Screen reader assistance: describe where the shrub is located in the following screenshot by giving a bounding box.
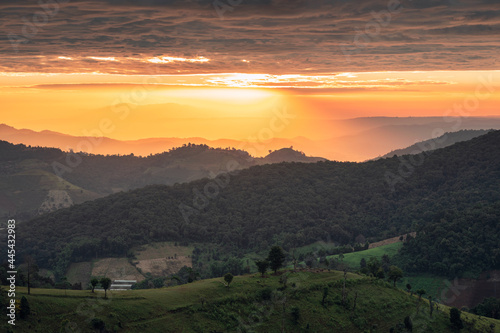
[258,287,273,301]
[91,318,106,330]
[450,307,464,330]
[290,306,300,325]
[20,296,30,319]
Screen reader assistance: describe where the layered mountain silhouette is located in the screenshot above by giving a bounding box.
[3,116,500,161]
[375,129,492,159]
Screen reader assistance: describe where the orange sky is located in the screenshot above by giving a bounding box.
[1,0,499,159]
[1,70,499,141]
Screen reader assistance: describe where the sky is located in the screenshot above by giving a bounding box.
[0,0,499,141]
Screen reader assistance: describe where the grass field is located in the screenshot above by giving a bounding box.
[3,270,499,333]
[397,274,449,301]
[327,242,403,270]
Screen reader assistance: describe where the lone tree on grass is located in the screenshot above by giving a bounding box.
[359,258,368,274]
[90,277,99,293]
[388,265,403,287]
[255,260,269,277]
[416,289,426,313]
[406,283,412,295]
[24,255,38,295]
[267,246,285,274]
[100,277,112,299]
[224,273,233,288]
[416,289,426,302]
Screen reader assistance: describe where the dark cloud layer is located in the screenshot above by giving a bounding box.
[0,0,499,73]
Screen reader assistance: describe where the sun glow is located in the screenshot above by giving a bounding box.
[165,87,275,102]
[1,70,499,142]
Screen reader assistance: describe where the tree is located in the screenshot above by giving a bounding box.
[100,277,112,299]
[305,255,317,269]
[224,273,233,287]
[416,289,426,314]
[375,267,385,279]
[267,246,285,274]
[472,297,500,319]
[60,276,70,296]
[404,316,413,332]
[416,289,426,301]
[387,265,403,287]
[255,260,269,277]
[381,254,391,272]
[406,283,412,295]
[90,277,99,293]
[20,296,30,319]
[24,255,38,295]
[341,268,348,306]
[321,286,329,307]
[170,276,181,285]
[185,267,200,283]
[367,257,381,277]
[450,307,464,330]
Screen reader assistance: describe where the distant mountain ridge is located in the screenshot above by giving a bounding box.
[374,129,492,160]
[3,116,500,161]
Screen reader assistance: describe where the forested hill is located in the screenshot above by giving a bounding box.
[260,147,326,163]
[16,130,500,278]
[0,141,322,220]
[376,129,491,159]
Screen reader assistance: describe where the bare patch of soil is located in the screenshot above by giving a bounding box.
[91,258,144,282]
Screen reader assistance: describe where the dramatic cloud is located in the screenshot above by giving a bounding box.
[0,0,499,74]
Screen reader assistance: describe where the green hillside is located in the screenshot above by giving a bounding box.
[0,168,100,220]
[14,131,500,280]
[2,271,499,333]
[328,243,403,270]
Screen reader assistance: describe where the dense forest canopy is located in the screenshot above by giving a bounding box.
[12,131,500,278]
[0,141,322,221]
